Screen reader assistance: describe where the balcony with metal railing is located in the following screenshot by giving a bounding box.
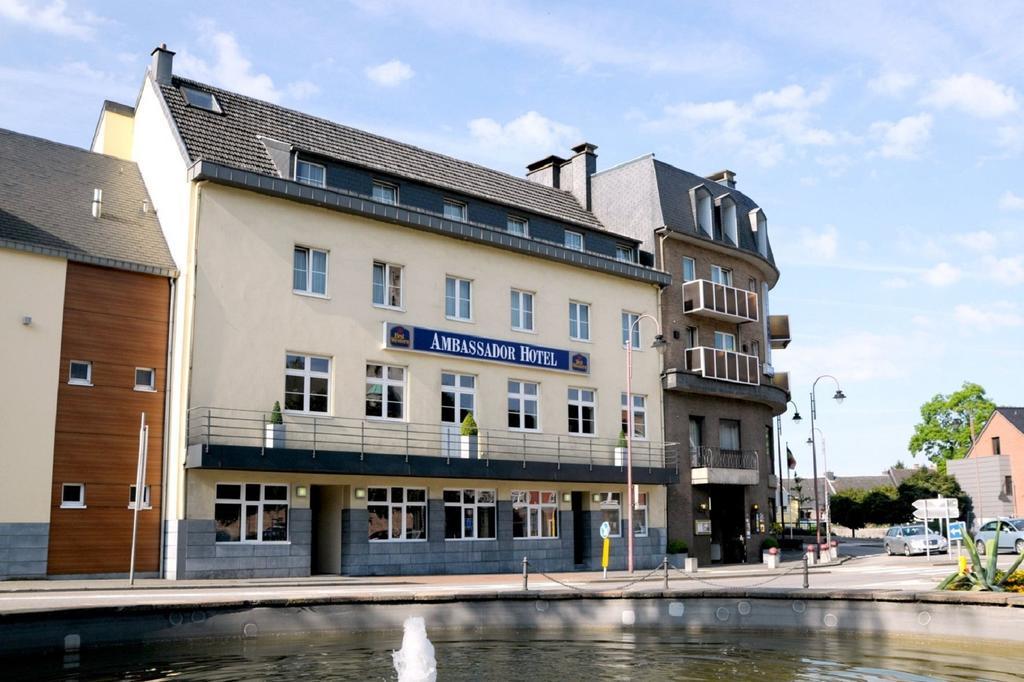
[769,314,791,349]
[689,446,760,485]
[186,407,680,484]
[685,346,760,386]
[681,279,759,324]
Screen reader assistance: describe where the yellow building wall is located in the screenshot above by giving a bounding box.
[0,250,66,523]
[91,108,135,160]
[189,184,664,448]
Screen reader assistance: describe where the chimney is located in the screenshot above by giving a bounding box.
[525,155,566,189]
[91,189,103,219]
[566,142,598,210]
[151,44,175,86]
[706,169,737,189]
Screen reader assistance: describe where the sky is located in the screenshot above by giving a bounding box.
[1,1,1022,477]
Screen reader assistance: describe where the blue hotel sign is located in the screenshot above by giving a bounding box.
[385,323,590,374]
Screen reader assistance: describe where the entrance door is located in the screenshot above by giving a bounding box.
[572,491,587,566]
[310,485,344,574]
[441,372,476,457]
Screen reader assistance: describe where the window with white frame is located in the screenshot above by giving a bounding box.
[685,326,698,348]
[295,159,326,187]
[511,490,558,538]
[596,492,621,537]
[293,246,328,296]
[443,489,496,540]
[615,244,636,263]
[710,264,733,286]
[713,331,736,351]
[372,180,398,205]
[564,230,584,251]
[443,199,467,221]
[621,311,640,349]
[134,368,155,391]
[511,289,535,331]
[61,483,85,508]
[368,486,427,541]
[445,276,472,321]
[621,393,647,439]
[567,387,596,435]
[366,363,405,420]
[695,188,713,237]
[721,198,738,245]
[284,354,330,413]
[129,484,152,510]
[682,257,696,282]
[569,301,590,341]
[748,277,757,292]
[507,380,539,430]
[69,360,92,386]
[634,491,649,537]
[751,339,760,361]
[372,261,403,308]
[507,216,529,236]
[214,483,289,542]
[441,372,475,425]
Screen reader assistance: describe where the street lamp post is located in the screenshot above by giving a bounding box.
[809,375,845,561]
[778,400,802,532]
[625,313,666,573]
[806,427,830,554]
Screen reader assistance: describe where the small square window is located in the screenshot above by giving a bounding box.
[295,159,326,188]
[69,360,92,386]
[615,245,636,263]
[61,483,85,508]
[564,230,584,251]
[443,199,467,221]
[180,86,223,114]
[373,181,398,205]
[507,216,529,236]
[134,368,156,391]
[129,485,152,510]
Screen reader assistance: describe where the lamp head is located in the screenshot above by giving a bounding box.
[792,410,802,423]
[806,436,813,445]
[833,389,846,405]
[651,334,667,353]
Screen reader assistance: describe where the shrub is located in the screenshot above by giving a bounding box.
[617,430,628,448]
[269,401,283,425]
[460,412,478,437]
[761,536,780,551]
[667,539,688,555]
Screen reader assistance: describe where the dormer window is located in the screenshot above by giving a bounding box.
[691,186,713,237]
[718,196,738,246]
[564,230,584,251]
[615,245,636,263]
[295,159,326,188]
[443,199,467,221]
[373,181,398,205]
[507,216,529,237]
[180,86,223,114]
[749,208,768,257]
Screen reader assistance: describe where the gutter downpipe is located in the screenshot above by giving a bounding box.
[158,275,176,578]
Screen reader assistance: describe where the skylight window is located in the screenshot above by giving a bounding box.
[181,86,223,114]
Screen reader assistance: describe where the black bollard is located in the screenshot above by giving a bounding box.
[522,556,529,592]
[802,554,809,589]
[663,556,669,590]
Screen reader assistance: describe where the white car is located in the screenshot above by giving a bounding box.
[975,518,1024,555]
[883,524,948,556]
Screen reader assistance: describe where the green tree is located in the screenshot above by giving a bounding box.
[829,492,865,536]
[908,382,995,470]
[892,468,972,524]
[861,486,899,525]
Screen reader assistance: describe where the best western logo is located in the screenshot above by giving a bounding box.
[571,353,589,372]
[389,325,412,347]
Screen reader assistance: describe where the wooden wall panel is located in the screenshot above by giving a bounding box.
[48,263,170,576]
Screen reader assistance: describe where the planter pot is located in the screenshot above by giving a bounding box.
[666,552,688,568]
[460,434,479,459]
[762,551,781,569]
[265,423,285,449]
[614,446,626,466]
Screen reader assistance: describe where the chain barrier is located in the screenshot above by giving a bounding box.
[520,555,811,594]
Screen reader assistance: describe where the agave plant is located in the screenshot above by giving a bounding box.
[937,524,1024,591]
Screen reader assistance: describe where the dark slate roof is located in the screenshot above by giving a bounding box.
[0,128,176,276]
[996,407,1024,435]
[782,469,918,507]
[161,76,607,232]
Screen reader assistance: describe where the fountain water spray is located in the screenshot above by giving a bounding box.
[392,616,437,682]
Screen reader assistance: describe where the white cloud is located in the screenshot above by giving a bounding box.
[176,25,315,104]
[999,190,1024,211]
[984,254,1024,285]
[952,230,997,252]
[468,111,579,156]
[920,262,961,286]
[0,0,100,39]
[868,71,917,97]
[783,331,938,383]
[922,73,1019,118]
[798,225,839,261]
[953,303,1023,330]
[881,277,910,289]
[870,113,932,159]
[365,59,414,87]
[752,83,830,110]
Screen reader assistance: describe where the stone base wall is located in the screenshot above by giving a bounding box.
[0,522,48,579]
[177,509,311,579]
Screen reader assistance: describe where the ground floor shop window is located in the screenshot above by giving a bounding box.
[595,492,621,537]
[511,490,558,538]
[633,491,649,537]
[214,483,289,542]
[368,486,427,540]
[444,488,496,539]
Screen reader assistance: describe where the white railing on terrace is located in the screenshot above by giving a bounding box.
[685,347,760,386]
[689,446,759,471]
[188,407,679,471]
[682,279,758,323]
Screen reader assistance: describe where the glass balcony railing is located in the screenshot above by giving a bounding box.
[682,279,758,323]
[684,346,760,386]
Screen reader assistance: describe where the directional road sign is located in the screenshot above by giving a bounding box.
[912,498,958,520]
[948,521,966,541]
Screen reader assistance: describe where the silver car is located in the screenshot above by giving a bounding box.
[883,524,949,556]
[975,518,1024,555]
